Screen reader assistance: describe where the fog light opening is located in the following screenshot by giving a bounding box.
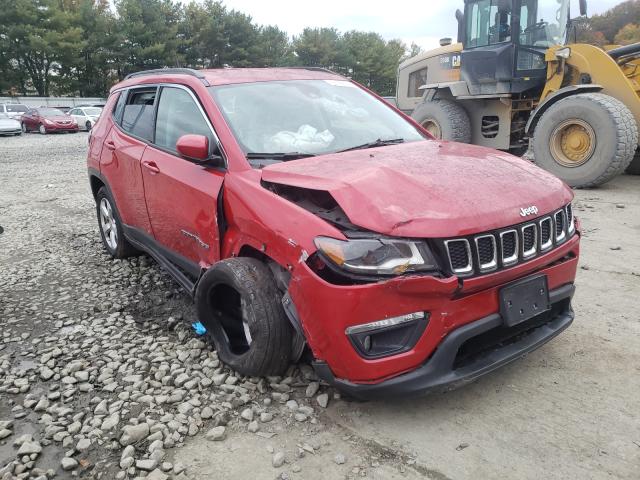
[346,312,429,359]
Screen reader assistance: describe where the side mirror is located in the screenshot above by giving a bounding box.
[579,0,587,16]
[176,134,224,167]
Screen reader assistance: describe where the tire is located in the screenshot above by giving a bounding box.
[195,258,293,377]
[21,123,27,133]
[411,99,471,143]
[532,93,638,188]
[625,150,640,175]
[95,187,139,259]
[86,121,92,131]
[39,124,46,135]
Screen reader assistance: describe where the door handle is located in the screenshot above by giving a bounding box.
[104,140,116,151]
[142,160,160,174]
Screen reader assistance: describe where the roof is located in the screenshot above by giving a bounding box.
[114,68,346,93]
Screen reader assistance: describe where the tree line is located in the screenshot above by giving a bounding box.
[576,0,640,46]
[0,0,414,98]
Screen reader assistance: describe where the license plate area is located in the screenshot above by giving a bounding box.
[499,275,550,327]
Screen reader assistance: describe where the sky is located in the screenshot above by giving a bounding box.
[221,0,624,49]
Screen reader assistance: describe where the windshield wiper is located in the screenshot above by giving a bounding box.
[246,152,317,161]
[337,138,405,153]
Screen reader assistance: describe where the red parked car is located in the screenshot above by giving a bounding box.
[21,107,78,134]
[87,68,580,398]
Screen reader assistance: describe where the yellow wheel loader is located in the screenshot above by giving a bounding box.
[396,0,640,187]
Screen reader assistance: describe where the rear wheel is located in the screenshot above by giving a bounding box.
[532,93,638,187]
[626,150,640,175]
[95,187,139,259]
[411,99,471,143]
[195,258,293,377]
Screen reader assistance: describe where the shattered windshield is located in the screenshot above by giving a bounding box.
[209,80,425,159]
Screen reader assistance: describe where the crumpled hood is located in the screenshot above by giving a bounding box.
[261,140,573,238]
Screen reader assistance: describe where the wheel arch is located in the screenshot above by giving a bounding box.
[526,84,603,135]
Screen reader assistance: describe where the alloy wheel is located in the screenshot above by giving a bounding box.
[99,197,118,251]
[39,124,46,135]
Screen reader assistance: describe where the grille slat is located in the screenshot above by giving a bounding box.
[443,204,575,277]
[554,210,566,242]
[445,239,472,274]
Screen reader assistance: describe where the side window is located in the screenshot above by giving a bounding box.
[154,87,213,153]
[407,67,428,98]
[69,109,78,116]
[112,92,126,125]
[466,0,511,48]
[121,88,157,141]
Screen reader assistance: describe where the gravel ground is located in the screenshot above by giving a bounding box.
[0,133,386,480]
[1,133,639,480]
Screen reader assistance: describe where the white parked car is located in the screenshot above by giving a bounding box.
[0,103,29,119]
[0,113,22,136]
[69,106,103,131]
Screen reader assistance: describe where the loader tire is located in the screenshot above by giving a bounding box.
[625,150,640,175]
[532,93,638,188]
[411,99,471,143]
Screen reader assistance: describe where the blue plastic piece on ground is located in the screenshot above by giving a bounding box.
[192,321,207,336]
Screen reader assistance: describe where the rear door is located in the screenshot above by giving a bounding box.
[99,87,157,236]
[140,85,224,270]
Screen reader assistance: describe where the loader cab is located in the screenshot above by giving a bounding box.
[459,0,571,95]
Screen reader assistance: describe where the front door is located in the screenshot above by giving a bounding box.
[140,85,224,269]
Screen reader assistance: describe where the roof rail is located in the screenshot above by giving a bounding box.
[124,68,210,86]
[285,66,342,76]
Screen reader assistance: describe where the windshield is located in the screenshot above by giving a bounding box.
[209,80,425,158]
[6,105,27,113]
[38,108,65,117]
[84,107,102,116]
[518,0,569,48]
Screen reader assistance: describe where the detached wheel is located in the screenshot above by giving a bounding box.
[532,93,638,187]
[39,124,46,135]
[195,258,293,377]
[411,99,471,143]
[626,150,640,175]
[95,187,139,259]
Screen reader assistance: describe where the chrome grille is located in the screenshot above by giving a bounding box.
[522,224,537,258]
[444,239,472,274]
[554,210,566,243]
[441,203,575,277]
[566,204,575,234]
[500,230,518,266]
[539,217,552,251]
[475,235,497,272]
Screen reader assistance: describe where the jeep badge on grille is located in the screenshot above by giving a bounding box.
[520,206,539,217]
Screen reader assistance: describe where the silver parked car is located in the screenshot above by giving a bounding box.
[0,103,29,119]
[0,113,22,136]
[69,106,102,131]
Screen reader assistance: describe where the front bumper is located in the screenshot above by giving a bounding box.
[313,283,574,399]
[0,128,21,135]
[288,233,579,390]
[45,124,78,132]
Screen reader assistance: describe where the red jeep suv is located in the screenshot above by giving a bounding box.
[87,68,579,398]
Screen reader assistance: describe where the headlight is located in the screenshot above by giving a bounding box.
[555,47,571,59]
[44,119,54,125]
[314,236,439,276]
